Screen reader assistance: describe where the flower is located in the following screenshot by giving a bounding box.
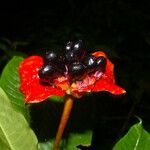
[19,51,126,103]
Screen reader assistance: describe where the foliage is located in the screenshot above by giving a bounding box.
[0,87,37,150]
[113,121,150,150]
[0,0,150,149]
[0,56,30,121]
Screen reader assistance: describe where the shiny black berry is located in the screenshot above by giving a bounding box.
[65,41,74,52]
[44,51,58,63]
[73,40,85,51]
[68,62,86,81]
[38,64,59,81]
[83,55,97,72]
[73,40,86,59]
[65,51,77,63]
[96,56,107,72]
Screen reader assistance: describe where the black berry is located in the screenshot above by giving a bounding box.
[65,41,74,52]
[83,55,97,72]
[38,64,59,81]
[65,51,77,63]
[73,40,86,59]
[96,56,107,72]
[73,40,85,51]
[68,62,86,81]
[44,51,58,63]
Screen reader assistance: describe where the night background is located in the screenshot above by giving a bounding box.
[0,0,150,149]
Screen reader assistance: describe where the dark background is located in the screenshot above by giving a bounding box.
[0,0,150,149]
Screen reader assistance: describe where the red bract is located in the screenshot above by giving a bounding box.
[19,51,126,103]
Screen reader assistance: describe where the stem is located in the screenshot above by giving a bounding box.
[53,96,74,150]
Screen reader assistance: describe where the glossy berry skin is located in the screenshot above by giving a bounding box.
[38,64,59,81]
[83,55,97,72]
[65,51,77,63]
[96,56,107,72]
[73,40,86,59]
[68,62,86,81]
[73,40,85,51]
[44,51,58,64]
[56,54,66,74]
[65,41,74,52]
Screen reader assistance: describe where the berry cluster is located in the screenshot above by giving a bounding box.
[38,40,106,84]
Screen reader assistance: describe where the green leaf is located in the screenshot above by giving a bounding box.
[48,95,64,102]
[38,142,53,150]
[38,131,92,150]
[113,121,150,150]
[0,87,38,150]
[0,56,30,121]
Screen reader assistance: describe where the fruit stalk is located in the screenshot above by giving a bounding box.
[53,95,74,150]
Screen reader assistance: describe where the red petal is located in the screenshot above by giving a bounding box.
[19,56,43,94]
[92,51,106,57]
[24,78,65,103]
[92,51,126,95]
[19,56,65,103]
[93,79,126,95]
